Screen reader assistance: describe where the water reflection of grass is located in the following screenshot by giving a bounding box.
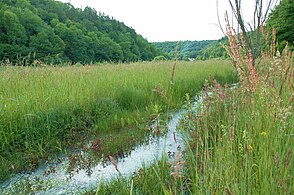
[0,60,236,182]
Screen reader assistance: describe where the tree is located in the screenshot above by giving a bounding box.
[93,35,123,62]
[16,0,30,8]
[30,30,65,60]
[0,9,26,44]
[16,8,49,37]
[119,42,134,61]
[218,0,279,66]
[54,22,88,63]
[0,0,162,64]
[267,0,294,50]
[83,6,98,22]
[152,40,216,60]
[0,8,28,61]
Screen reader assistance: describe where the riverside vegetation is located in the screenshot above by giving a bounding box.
[0,60,237,182]
[85,30,294,194]
[1,0,293,194]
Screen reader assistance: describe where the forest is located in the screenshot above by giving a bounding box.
[152,40,217,60]
[0,0,292,64]
[0,0,163,64]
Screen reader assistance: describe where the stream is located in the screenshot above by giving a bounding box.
[0,94,206,194]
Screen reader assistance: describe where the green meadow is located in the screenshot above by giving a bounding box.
[0,60,237,182]
[87,48,294,194]
[0,0,293,194]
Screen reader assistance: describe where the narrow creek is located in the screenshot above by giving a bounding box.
[0,94,206,194]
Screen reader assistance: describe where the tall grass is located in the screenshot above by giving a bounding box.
[183,41,293,194]
[87,32,293,195]
[0,60,236,182]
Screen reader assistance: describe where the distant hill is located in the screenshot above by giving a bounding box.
[152,40,217,60]
[153,38,230,61]
[0,0,162,64]
[195,37,229,60]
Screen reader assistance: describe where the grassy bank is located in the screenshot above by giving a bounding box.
[0,60,236,182]
[86,49,293,194]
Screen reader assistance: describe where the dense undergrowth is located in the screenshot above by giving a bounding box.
[0,60,236,182]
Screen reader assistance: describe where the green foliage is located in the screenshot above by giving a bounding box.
[153,40,217,60]
[153,55,167,61]
[266,0,294,51]
[196,37,229,60]
[0,0,162,64]
[153,39,230,60]
[29,31,65,60]
[0,9,26,44]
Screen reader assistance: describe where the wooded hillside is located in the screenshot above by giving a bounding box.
[0,0,162,64]
[152,40,217,60]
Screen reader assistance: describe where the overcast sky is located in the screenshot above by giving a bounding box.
[57,0,278,42]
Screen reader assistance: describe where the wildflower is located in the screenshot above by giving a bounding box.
[261,131,267,136]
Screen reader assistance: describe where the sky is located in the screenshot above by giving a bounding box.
[58,0,279,42]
